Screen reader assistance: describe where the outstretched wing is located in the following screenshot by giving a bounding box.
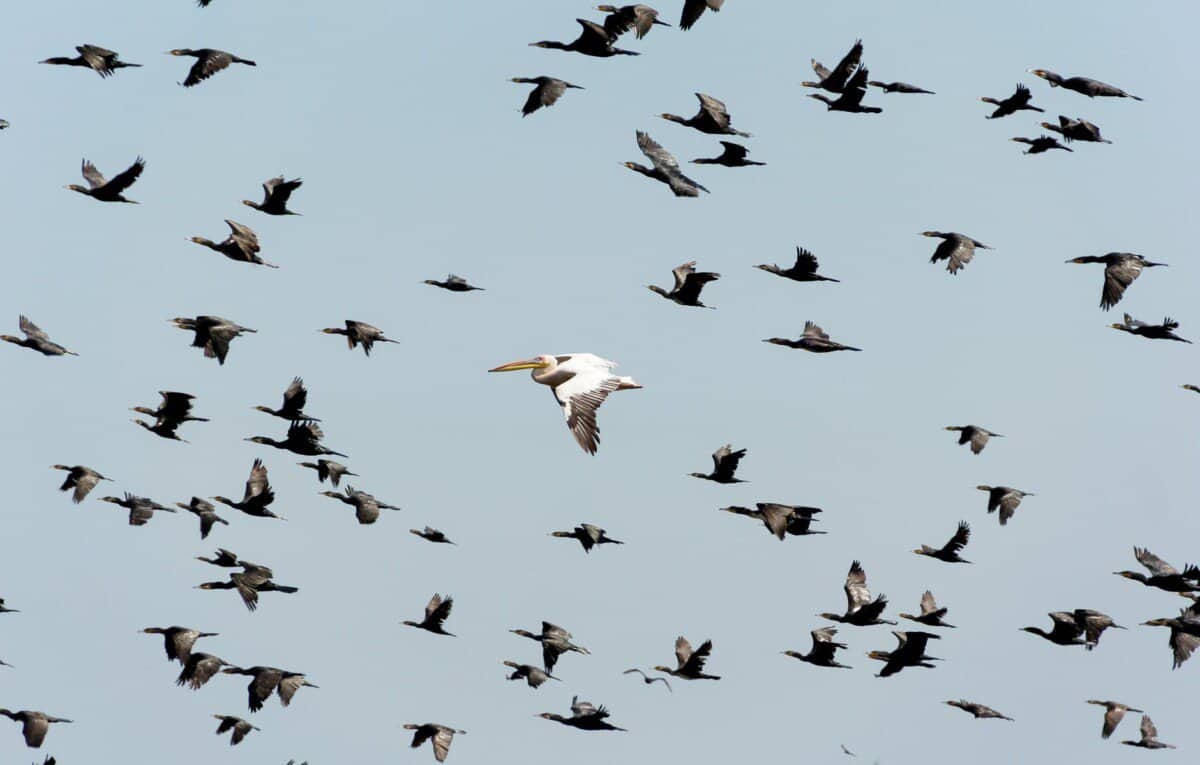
[104,156,145,194]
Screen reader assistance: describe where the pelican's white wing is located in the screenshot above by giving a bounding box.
[553,371,621,455]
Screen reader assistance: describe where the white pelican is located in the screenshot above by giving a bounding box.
[489,354,641,454]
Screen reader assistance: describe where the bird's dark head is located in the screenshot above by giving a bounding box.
[865,651,889,661]
[646,285,667,297]
[781,650,802,659]
[240,200,257,208]
[244,436,271,445]
[1113,571,1142,580]
[401,620,420,628]
[1065,257,1092,264]
[536,713,557,721]
[99,496,121,504]
[167,49,193,56]
[319,491,342,499]
[1027,68,1058,83]
[651,665,672,673]
[423,280,440,286]
[319,328,342,335]
[195,582,219,591]
[975,485,992,492]
[923,231,944,239]
[817,612,842,622]
[64,184,90,195]
[188,236,212,246]
[1140,618,1172,628]
[763,338,788,346]
[528,41,558,49]
[688,472,709,479]
[1109,323,1127,331]
[595,4,618,11]
[1019,626,1041,635]
[509,629,534,639]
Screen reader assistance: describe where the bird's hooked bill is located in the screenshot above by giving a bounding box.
[489,358,549,373]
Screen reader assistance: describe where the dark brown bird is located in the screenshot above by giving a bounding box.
[298,458,356,487]
[132,391,208,442]
[504,661,557,688]
[719,503,824,540]
[196,560,298,612]
[511,77,583,117]
[690,444,747,483]
[1087,700,1144,739]
[40,45,141,77]
[596,5,669,38]
[213,459,281,519]
[691,141,764,167]
[765,321,861,352]
[213,715,259,746]
[820,560,896,626]
[404,723,466,762]
[550,523,623,552]
[2,316,77,356]
[945,700,1013,721]
[320,320,398,356]
[320,485,400,525]
[65,157,143,203]
[1066,253,1165,310]
[176,652,231,690]
[866,631,941,677]
[914,521,972,563]
[945,425,1001,454]
[403,593,455,636]
[981,84,1042,119]
[808,66,881,113]
[221,666,318,712]
[869,80,934,94]
[141,626,218,663]
[538,697,626,731]
[529,19,638,57]
[924,232,991,274]
[189,220,275,268]
[0,598,17,614]
[169,48,256,87]
[1012,135,1072,154]
[175,497,229,539]
[625,131,709,197]
[195,548,241,568]
[782,626,851,669]
[900,591,955,628]
[424,275,485,292]
[1141,605,1200,669]
[976,485,1033,526]
[679,0,723,30]
[246,420,346,458]
[1027,69,1142,100]
[411,526,455,545]
[0,710,72,749]
[510,622,589,673]
[1110,314,1191,343]
[622,668,672,690]
[1041,116,1111,144]
[243,176,302,215]
[648,260,720,307]
[254,377,319,421]
[171,315,256,365]
[99,492,176,526]
[1121,716,1175,749]
[803,40,863,92]
[1114,547,1200,594]
[51,464,109,503]
[661,93,751,137]
[653,636,720,680]
[1022,610,1125,650]
[755,247,838,282]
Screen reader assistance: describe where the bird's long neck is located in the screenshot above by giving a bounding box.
[661,114,687,125]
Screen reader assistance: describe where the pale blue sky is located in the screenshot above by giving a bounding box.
[2,1,1198,762]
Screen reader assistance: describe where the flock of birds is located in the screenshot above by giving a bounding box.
[2,1,1196,763]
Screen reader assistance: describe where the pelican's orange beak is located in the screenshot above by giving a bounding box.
[489,358,549,373]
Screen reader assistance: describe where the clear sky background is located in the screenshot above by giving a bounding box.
[2,1,1198,762]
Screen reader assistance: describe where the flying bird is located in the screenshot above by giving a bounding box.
[2,316,77,356]
[802,40,863,92]
[945,425,1001,454]
[596,4,669,38]
[511,77,583,116]
[923,231,991,274]
[247,420,347,458]
[550,523,623,552]
[1114,547,1200,594]
[913,521,972,563]
[623,668,672,690]
[1141,606,1200,669]
[661,93,751,137]
[981,84,1042,119]
[820,560,896,626]
[755,247,839,282]
[411,526,455,545]
[719,503,824,540]
[764,321,861,352]
[869,79,934,94]
[243,176,302,215]
[99,492,176,526]
[221,666,317,712]
[189,220,275,268]
[64,155,145,204]
[529,19,638,57]
[175,497,229,539]
[1012,135,1072,154]
[539,697,626,731]
[510,622,589,673]
[196,559,298,612]
[1022,610,1124,650]
[690,444,747,483]
[648,261,720,307]
[1027,69,1142,100]
[679,0,723,30]
[504,661,557,688]
[808,66,881,113]
[171,315,256,365]
[1086,700,1143,740]
[169,48,256,87]
[900,591,955,629]
[1041,116,1111,144]
[783,626,851,669]
[625,131,709,197]
[254,377,319,422]
[1121,716,1175,750]
[298,459,356,487]
[0,710,72,749]
[1110,314,1191,343]
[51,464,109,503]
[403,723,466,762]
[176,652,232,690]
[489,353,641,454]
[691,141,764,167]
[403,593,455,636]
[1066,253,1165,310]
[213,459,281,519]
[867,631,941,677]
[40,44,140,77]
[424,275,484,292]
[976,486,1033,526]
[132,391,208,442]
[320,485,401,525]
[320,320,399,356]
[654,636,720,680]
[140,626,218,664]
[213,715,259,746]
[945,700,1013,721]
